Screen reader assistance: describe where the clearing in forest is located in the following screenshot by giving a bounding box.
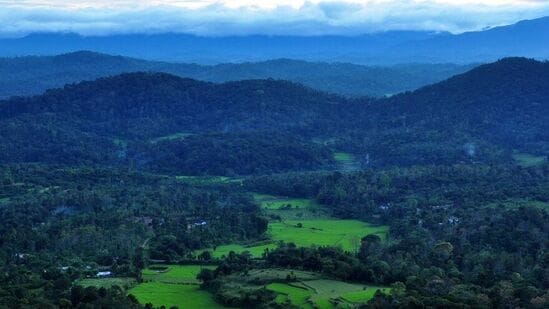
[269,219,388,252]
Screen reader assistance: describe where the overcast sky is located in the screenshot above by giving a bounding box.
[1,0,548,37]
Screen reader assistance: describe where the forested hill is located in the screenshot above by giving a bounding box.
[382,58,549,155]
[0,72,344,134]
[0,51,473,99]
[0,57,547,174]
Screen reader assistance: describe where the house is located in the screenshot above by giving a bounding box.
[194,221,207,226]
[96,271,112,277]
[448,216,460,224]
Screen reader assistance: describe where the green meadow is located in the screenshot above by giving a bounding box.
[269,219,388,252]
[129,282,224,309]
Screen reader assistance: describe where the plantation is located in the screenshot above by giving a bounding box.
[269,219,388,251]
[129,282,224,309]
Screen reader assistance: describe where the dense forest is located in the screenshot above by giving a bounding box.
[0,57,547,174]
[0,56,547,308]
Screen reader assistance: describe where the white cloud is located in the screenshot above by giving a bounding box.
[0,0,548,36]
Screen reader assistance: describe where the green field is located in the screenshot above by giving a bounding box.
[131,264,225,308]
[269,219,388,252]
[267,280,389,308]
[77,278,136,290]
[142,264,215,283]
[129,282,224,309]
[512,153,547,167]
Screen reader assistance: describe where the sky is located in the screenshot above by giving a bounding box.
[1,0,549,37]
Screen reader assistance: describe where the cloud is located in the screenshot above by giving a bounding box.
[0,0,548,37]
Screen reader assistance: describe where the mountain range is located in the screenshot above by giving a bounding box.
[0,51,474,99]
[0,17,548,64]
[0,57,546,175]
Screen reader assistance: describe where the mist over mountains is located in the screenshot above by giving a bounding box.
[1,16,548,64]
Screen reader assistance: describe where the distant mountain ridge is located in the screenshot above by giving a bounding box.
[0,57,546,174]
[0,51,474,98]
[0,17,547,64]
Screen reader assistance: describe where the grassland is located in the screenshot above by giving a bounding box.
[512,152,547,167]
[129,282,224,309]
[77,278,136,290]
[269,219,388,252]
